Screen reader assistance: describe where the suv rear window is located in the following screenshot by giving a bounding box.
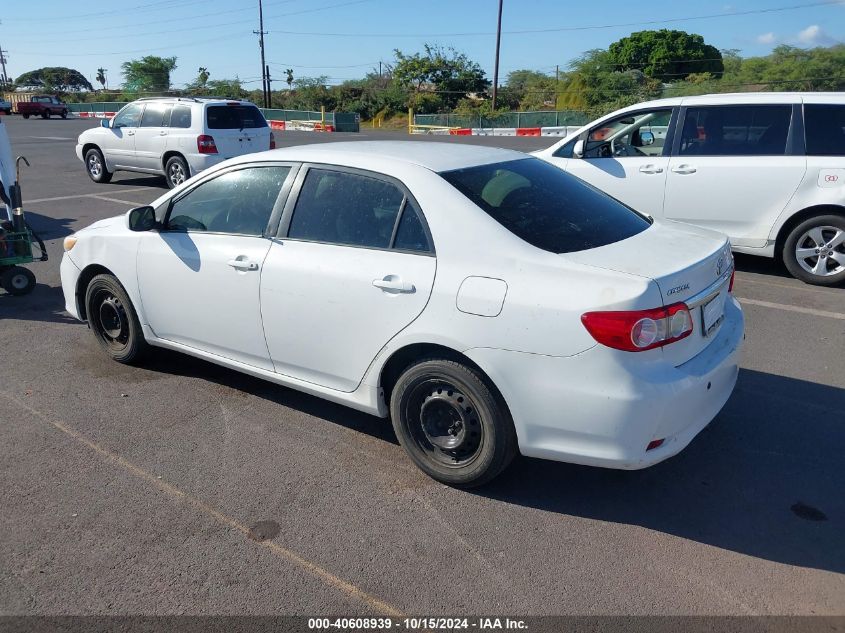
[804,104,845,156]
[440,158,650,254]
[206,105,267,129]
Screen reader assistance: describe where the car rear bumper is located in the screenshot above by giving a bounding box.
[466,296,744,469]
[60,253,83,320]
[185,153,226,176]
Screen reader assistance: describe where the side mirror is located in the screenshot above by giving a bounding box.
[573,139,585,159]
[128,206,158,232]
[640,131,655,146]
[100,118,112,128]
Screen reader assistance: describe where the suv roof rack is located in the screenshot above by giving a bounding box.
[135,96,201,103]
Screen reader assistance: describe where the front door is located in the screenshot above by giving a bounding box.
[663,104,807,248]
[104,102,143,168]
[261,167,436,392]
[560,108,674,219]
[134,102,173,171]
[137,164,294,370]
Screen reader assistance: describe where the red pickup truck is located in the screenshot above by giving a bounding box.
[17,95,69,119]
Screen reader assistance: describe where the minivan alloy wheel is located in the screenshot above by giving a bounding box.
[795,225,845,277]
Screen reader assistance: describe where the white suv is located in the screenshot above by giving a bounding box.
[536,93,845,285]
[76,97,274,189]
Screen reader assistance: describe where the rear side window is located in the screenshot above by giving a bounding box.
[170,106,192,128]
[804,104,845,156]
[140,103,172,127]
[440,158,650,254]
[679,105,791,156]
[393,200,431,253]
[206,105,268,129]
[288,169,406,249]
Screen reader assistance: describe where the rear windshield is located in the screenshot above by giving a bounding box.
[206,105,267,129]
[440,158,651,254]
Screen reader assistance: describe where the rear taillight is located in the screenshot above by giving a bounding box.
[269,131,276,150]
[197,134,218,154]
[581,302,694,352]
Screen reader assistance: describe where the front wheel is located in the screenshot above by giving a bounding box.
[41,110,49,119]
[390,359,517,487]
[61,110,68,119]
[84,274,149,364]
[783,214,845,286]
[22,114,30,119]
[1,266,36,296]
[84,148,112,184]
[165,155,189,189]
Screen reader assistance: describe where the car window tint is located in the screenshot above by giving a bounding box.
[552,138,577,159]
[393,200,431,253]
[206,105,268,129]
[441,158,650,254]
[170,106,192,128]
[804,104,845,156]
[167,167,289,235]
[140,103,172,127]
[113,103,143,128]
[679,105,791,156]
[288,169,405,248]
[584,110,671,159]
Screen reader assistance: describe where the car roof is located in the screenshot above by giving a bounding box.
[133,97,256,106]
[612,92,845,112]
[250,141,530,172]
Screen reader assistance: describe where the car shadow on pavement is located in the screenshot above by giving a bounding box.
[479,367,845,575]
[0,284,81,324]
[733,253,792,279]
[108,175,168,190]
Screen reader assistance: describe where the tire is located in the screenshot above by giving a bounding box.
[84,148,112,184]
[22,114,30,119]
[61,110,68,119]
[84,274,149,364]
[41,110,49,119]
[390,358,517,487]
[164,155,189,189]
[0,266,36,296]
[782,214,845,286]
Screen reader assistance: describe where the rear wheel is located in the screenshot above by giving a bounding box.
[84,274,148,364]
[1,266,36,296]
[390,359,517,487]
[783,214,845,286]
[84,148,112,184]
[22,114,30,119]
[165,155,189,189]
[61,110,68,119]
[41,110,49,119]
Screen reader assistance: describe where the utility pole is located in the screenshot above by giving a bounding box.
[254,0,269,108]
[265,65,271,106]
[491,0,503,110]
[0,44,10,87]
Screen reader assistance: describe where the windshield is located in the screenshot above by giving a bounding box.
[440,158,651,254]
[206,105,267,129]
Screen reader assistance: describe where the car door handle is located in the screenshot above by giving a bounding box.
[159,130,167,136]
[127,130,135,136]
[672,164,697,174]
[227,259,259,271]
[373,276,415,293]
[639,165,664,174]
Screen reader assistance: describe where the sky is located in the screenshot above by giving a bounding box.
[1,0,843,90]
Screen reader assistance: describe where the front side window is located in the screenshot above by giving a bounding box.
[804,104,845,156]
[206,105,268,129]
[113,103,143,128]
[288,169,407,249]
[441,158,650,254]
[584,109,672,159]
[140,103,173,128]
[166,166,290,235]
[679,105,791,156]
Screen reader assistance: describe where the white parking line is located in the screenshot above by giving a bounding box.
[90,195,147,206]
[28,136,75,141]
[737,297,845,320]
[26,188,151,204]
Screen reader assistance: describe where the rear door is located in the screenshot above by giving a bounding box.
[558,107,675,218]
[260,166,436,392]
[134,102,173,171]
[663,102,806,248]
[205,104,270,158]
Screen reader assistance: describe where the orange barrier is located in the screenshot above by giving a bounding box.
[516,127,541,137]
[269,120,286,130]
[449,128,472,136]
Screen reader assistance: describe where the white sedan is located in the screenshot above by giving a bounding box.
[60,142,744,486]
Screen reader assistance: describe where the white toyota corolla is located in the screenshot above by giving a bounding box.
[61,142,744,486]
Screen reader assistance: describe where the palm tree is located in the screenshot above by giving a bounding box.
[96,68,107,90]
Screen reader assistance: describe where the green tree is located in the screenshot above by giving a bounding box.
[15,67,94,92]
[285,68,294,90]
[607,30,723,81]
[95,68,107,90]
[393,44,488,110]
[121,56,177,93]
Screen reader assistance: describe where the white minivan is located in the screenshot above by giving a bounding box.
[535,93,845,285]
[76,97,274,189]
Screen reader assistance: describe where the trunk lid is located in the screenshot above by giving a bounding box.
[205,104,270,159]
[564,220,733,366]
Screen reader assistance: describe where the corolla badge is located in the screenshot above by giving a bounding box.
[667,283,690,296]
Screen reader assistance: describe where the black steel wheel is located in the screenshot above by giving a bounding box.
[390,359,517,487]
[84,274,148,364]
[1,266,36,296]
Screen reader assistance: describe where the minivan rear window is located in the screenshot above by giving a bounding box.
[440,158,651,254]
[206,105,267,129]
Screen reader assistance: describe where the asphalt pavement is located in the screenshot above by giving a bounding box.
[1,115,843,617]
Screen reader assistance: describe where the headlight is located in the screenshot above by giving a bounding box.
[63,235,77,251]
